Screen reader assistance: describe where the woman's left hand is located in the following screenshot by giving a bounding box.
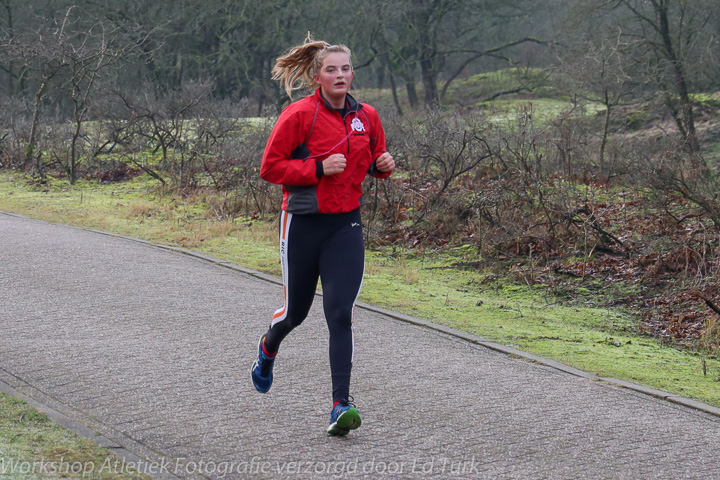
[376,152,395,173]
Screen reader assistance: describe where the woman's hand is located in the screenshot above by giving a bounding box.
[376,152,395,173]
[323,154,347,176]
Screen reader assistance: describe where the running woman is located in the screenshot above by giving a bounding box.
[250,36,395,436]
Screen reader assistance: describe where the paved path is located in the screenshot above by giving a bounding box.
[1,212,719,480]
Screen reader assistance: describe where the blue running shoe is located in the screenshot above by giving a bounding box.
[327,397,361,436]
[251,336,275,393]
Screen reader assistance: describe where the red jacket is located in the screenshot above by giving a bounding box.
[260,89,391,214]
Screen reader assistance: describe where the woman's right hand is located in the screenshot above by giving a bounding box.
[322,154,347,176]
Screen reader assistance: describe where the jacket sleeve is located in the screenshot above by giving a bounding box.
[367,109,392,179]
[260,108,322,186]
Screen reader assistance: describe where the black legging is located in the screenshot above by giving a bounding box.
[263,209,364,402]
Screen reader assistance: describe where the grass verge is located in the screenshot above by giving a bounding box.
[0,392,150,480]
[1,171,719,411]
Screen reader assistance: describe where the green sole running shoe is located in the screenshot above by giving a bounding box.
[327,398,361,436]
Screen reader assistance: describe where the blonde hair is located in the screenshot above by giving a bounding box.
[271,34,352,98]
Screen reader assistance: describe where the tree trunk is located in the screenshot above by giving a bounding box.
[70,118,81,184]
[418,14,439,109]
[406,81,418,108]
[26,78,49,170]
[656,1,700,152]
[388,70,403,116]
[599,90,611,180]
[3,0,13,95]
[376,58,386,90]
[420,57,439,108]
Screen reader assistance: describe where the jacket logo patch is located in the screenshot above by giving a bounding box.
[351,117,366,133]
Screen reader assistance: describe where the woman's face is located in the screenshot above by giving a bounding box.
[314,52,353,101]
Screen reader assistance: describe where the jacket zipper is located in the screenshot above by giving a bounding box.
[342,112,351,154]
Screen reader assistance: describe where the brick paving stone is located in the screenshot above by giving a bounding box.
[1,212,720,479]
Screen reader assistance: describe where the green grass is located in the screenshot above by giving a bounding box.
[704,136,720,164]
[483,98,575,122]
[690,92,720,110]
[0,392,150,480]
[2,171,720,410]
[447,68,554,101]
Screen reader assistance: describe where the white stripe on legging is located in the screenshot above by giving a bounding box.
[350,260,365,364]
[271,211,293,328]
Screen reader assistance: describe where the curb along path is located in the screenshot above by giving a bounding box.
[1,212,719,480]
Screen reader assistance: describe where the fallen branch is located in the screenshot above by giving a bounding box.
[698,294,720,317]
[567,208,631,257]
[130,158,165,185]
[483,87,530,102]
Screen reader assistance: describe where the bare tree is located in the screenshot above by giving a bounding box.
[0,0,16,95]
[2,12,71,171]
[2,7,150,180]
[357,0,551,109]
[554,20,639,178]
[606,0,718,153]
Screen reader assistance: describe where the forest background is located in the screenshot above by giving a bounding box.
[3,0,720,399]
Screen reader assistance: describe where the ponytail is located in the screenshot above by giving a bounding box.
[272,34,352,99]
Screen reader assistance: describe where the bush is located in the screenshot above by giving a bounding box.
[0,97,33,170]
[625,109,653,130]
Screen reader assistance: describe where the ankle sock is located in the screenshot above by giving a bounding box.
[261,338,276,358]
